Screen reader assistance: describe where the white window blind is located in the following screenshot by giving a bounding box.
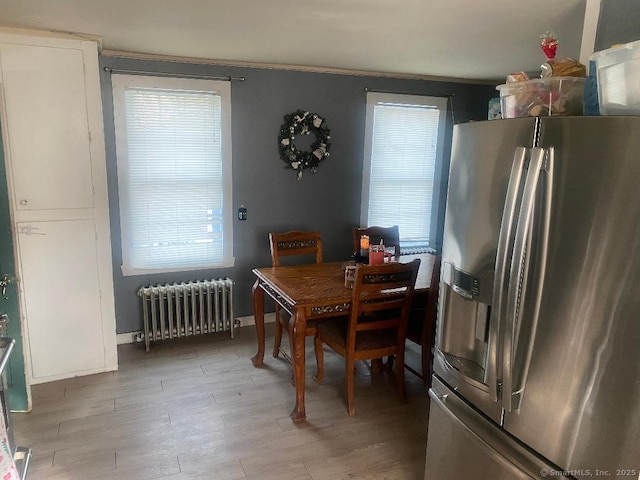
[361,92,447,250]
[112,74,233,275]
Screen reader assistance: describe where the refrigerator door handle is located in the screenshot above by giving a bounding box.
[488,146,528,403]
[502,147,546,413]
[510,147,554,411]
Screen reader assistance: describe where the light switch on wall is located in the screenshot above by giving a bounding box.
[238,204,247,221]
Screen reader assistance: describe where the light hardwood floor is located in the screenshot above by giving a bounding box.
[13,323,429,479]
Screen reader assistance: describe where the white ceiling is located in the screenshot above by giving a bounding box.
[0,0,589,82]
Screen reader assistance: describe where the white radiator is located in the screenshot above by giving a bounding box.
[137,278,235,351]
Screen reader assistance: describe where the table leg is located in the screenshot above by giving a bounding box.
[251,279,265,367]
[290,308,306,423]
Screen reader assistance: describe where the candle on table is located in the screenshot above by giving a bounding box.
[360,235,369,256]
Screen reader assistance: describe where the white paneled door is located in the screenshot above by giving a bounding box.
[0,29,117,387]
[17,220,106,379]
[0,43,95,211]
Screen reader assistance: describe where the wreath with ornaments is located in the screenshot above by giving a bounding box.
[278,110,331,180]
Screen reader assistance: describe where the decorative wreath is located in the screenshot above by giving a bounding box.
[278,110,331,180]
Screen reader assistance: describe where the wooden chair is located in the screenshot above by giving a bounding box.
[405,254,442,388]
[269,230,323,363]
[353,225,401,260]
[352,225,402,372]
[313,259,420,416]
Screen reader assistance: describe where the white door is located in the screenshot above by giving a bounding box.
[0,30,117,385]
[17,220,106,379]
[0,43,95,211]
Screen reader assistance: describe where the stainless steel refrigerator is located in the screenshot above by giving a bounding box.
[425,116,640,480]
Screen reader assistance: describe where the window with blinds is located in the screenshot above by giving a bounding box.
[361,92,448,252]
[111,74,233,275]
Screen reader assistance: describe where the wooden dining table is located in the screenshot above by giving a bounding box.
[250,253,436,423]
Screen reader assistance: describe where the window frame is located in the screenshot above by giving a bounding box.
[111,74,234,276]
[360,92,448,252]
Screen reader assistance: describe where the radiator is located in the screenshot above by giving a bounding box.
[137,278,235,351]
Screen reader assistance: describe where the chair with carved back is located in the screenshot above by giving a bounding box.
[353,225,401,261]
[269,230,323,364]
[405,254,441,388]
[313,259,420,416]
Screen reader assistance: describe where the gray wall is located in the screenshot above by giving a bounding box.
[595,0,640,51]
[99,56,495,333]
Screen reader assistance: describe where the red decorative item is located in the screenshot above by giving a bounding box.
[540,31,558,61]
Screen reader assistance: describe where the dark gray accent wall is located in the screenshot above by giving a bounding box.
[595,0,640,51]
[99,56,495,333]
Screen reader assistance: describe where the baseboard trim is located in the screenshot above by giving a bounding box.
[236,312,276,327]
[115,313,276,345]
[117,332,141,345]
